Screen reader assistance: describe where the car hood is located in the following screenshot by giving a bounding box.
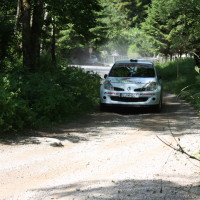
[107,77,157,88]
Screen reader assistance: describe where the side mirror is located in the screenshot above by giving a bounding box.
[158,75,162,80]
[104,74,108,79]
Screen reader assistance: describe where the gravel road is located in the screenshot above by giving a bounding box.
[0,93,200,200]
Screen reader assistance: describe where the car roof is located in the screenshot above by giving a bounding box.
[114,59,153,65]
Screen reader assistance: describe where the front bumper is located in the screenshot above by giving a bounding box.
[100,89,161,107]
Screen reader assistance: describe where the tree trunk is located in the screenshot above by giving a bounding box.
[16,0,22,32]
[30,0,44,72]
[169,54,173,61]
[20,0,44,72]
[51,17,56,64]
[21,0,32,69]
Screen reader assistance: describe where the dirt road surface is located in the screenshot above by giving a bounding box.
[0,93,200,200]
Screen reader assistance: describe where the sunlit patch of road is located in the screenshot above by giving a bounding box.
[79,65,111,78]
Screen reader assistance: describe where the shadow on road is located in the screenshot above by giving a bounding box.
[33,178,200,200]
[0,93,199,145]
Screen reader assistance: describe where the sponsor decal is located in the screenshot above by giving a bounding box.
[115,78,142,84]
[104,92,119,95]
[104,92,155,97]
[117,64,152,67]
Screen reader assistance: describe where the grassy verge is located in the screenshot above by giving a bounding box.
[156,58,200,114]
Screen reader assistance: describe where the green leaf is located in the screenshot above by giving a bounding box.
[195,66,200,74]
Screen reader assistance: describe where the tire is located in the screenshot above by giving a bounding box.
[100,103,106,112]
[153,97,162,113]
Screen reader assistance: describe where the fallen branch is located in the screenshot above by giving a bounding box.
[157,121,200,162]
[156,135,200,161]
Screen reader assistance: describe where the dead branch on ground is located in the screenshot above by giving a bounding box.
[157,121,200,162]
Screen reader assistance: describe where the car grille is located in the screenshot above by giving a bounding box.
[134,88,145,92]
[110,96,148,102]
[114,87,124,91]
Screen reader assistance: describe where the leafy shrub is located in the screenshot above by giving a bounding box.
[0,64,101,134]
[0,74,35,132]
[156,58,200,114]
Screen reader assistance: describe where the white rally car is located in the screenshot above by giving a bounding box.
[100,59,163,112]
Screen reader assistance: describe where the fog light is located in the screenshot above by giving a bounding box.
[152,98,156,101]
[103,96,106,99]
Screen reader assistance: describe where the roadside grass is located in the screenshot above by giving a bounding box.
[155,58,200,114]
[0,58,101,136]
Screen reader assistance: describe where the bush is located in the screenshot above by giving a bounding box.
[156,58,200,114]
[155,58,196,81]
[0,74,36,132]
[0,64,101,134]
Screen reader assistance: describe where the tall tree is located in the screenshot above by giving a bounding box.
[142,0,173,57]
[43,0,102,61]
[98,0,151,54]
[18,0,44,72]
[17,0,101,71]
[166,0,200,65]
[142,0,200,62]
[97,0,132,54]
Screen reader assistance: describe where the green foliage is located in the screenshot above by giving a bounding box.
[142,0,172,56]
[0,61,101,134]
[128,44,140,57]
[44,0,102,57]
[98,0,131,54]
[98,0,151,55]
[156,58,196,81]
[142,0,200,57]
[157,58,200,114]
[57,24,84,55]
[124,0,152,26]
[0,1,17,69]
[0,74,35,132]
[127,28,155,57]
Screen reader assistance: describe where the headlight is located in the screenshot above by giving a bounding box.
[145,82,157,91]
[104,80,114,90]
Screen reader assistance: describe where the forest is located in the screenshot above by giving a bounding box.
[0,0,200,133]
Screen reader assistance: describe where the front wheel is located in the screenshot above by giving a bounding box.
[100,103,106,112]
[153,97,162,113]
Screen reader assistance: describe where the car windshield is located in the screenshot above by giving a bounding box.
[109,63,155,78]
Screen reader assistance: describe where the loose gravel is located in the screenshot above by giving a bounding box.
[0,93,199,200]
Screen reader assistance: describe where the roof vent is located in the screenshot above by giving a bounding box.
[130,59,138,62]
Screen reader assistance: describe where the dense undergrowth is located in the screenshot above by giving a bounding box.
[0,60,101,134]
[156,58,200,114]
[1,57,199,135]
